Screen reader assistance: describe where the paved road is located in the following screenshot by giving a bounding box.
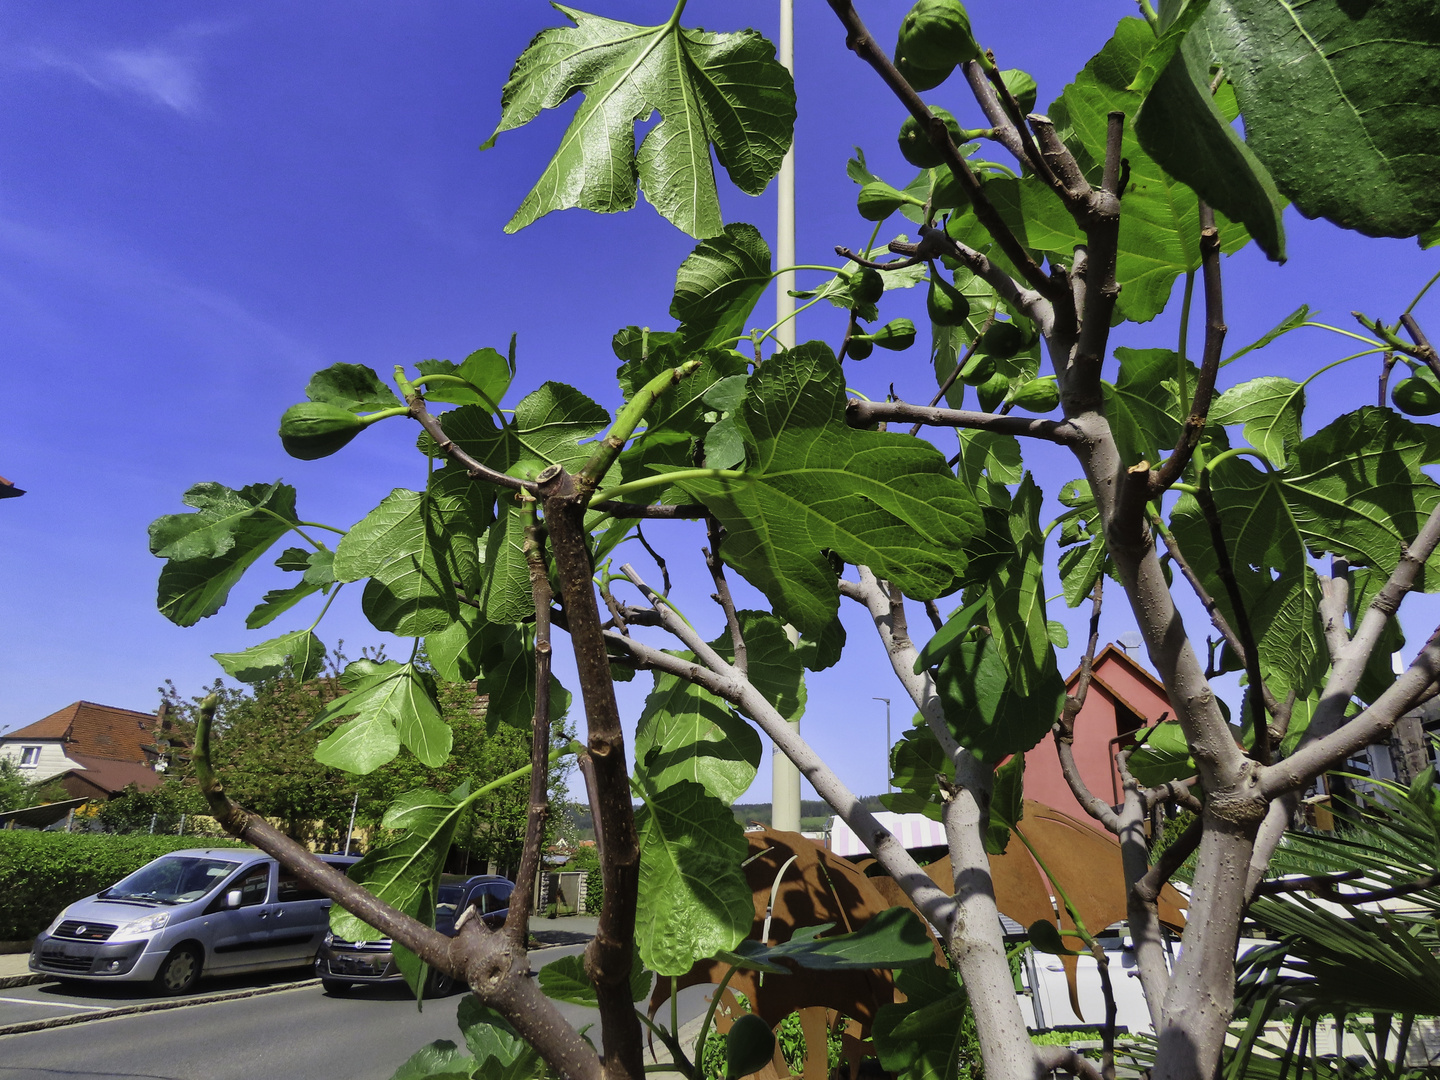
[0,942,712,1080]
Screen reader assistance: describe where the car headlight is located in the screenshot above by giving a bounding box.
[42,910,68,936]
[322,931,333,947]
[113,912,171,939]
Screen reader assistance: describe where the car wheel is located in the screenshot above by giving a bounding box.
[154,945,202,995]
[424,969,455,998]
[321,978,351,995]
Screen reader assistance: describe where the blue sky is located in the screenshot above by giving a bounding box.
[2,1,1437,803]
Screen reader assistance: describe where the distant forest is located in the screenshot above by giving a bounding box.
[562,796,887,841]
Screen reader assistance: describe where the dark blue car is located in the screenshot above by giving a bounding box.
[314,873,514,996]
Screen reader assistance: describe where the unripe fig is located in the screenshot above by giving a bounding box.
[897,0,979,71]
[279,402,366,460]
[1010,377,1060,412]
[867,318,918,351]
[898,107,964,169]
[979,320,1026,359]
[895,53,953,92]
[857,181,908,222]
[1392,375,1440,416]
[725,1013,776,1080]
[850,267,884,307]
[976,370,1009,412]
[958,351,994,385]
[927,275,969,326]
[846,336,874,360]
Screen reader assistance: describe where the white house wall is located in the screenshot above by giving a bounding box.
[0,740,84,783]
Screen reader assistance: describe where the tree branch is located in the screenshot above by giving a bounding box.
[886,224,1051,329]
[535,463,643,1080]
[191,694,601,1080]
[614,565,959,932]
[505,497,553,946]
[961,60,1038,173]
[1035,1044,1105,1080]
[1151,203,1225,495]
[824,0,1059,301]
[1069,113,1125,400]
[1133,816,1201,907]
[1055,580,1122,831]
[704,515,746,679]
[1262,500,1440,797]
[847,398,1079,442]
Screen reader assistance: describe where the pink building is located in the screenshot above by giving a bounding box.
[1025,644,1174,829]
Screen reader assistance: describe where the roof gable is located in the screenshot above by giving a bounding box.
[2,701,159,763]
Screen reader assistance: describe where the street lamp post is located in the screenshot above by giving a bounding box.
[873,697,891,792]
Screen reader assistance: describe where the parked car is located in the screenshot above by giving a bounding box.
[29,848,359,995]
[315,873,514,996]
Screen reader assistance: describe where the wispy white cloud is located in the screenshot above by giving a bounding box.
[26,22,233,116]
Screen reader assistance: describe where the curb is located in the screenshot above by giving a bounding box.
[0,977,320,1038]
[0,974,52,990]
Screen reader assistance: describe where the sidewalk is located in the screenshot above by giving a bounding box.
[0,949,43,989]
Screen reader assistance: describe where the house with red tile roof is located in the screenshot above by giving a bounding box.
[1,701,164,798]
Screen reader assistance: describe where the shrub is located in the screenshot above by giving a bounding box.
[0,831,245,941]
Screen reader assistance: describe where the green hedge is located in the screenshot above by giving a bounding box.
[0,832,246,941]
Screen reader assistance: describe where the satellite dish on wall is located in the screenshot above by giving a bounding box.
[1118,631,1143,655]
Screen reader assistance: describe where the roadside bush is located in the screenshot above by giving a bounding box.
[0,831,245,941]
[567,844,602,915]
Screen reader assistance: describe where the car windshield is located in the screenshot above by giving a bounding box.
[435,885,464,919]
[101,857,242,904]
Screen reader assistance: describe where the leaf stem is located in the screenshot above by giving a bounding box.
[591,469,748,505]
[692,962,743,1077]
[1177,270,1195,417]
[1200,447,1276,476]
[305,583,342,633]
[1404,267,1440,316]
[581,360,702,486]
[408,373,508,421]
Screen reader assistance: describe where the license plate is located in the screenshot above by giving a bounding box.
[335,956,380,975]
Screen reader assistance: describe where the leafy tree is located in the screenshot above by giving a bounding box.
[0,759,67,814]
[146,4,1440,1080]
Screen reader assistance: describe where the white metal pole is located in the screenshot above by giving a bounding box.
[343,792,359,856]
[770,0,803,837]
[874,697,892,792]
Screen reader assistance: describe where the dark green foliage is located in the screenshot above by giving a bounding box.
[0,832,245,940]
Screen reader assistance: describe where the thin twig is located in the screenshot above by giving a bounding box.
[633,523,670,596]
[1152,203,1226,493]
[924,598,943,633]
[704,516,746,679]
[849,398,1079,442]
[912,310,995,436]
[834,246,924,273]
[1132,815,1202,906]
[1195,472,1271,762]
[961,60,1037,173]
[1056,581,1122,831]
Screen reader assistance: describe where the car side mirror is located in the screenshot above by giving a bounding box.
[225,889,243,909]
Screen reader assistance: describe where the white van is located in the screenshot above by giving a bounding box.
[29,847,356,994]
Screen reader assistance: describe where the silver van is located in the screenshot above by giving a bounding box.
[28,847,356,994]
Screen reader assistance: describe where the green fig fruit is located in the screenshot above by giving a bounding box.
[857,181,908,222]
[895,53,953,92]
[927,275,969,327]
[979,320,1026,359]
[898,107,964,169]
[1392,375,1440,416]
[1010,377,1060,413]
[846,336,874,360]
[850,267,884,307]
[977,370,1009,412]
[897,0,979,71]
[867,318,918,351]
[279,402,367,460]
[725,1013,777,1079]
[958,351,994,385]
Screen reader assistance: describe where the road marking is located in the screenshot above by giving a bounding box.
[0,996,108,1011]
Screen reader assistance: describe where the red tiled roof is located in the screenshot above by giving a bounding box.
[2,701,159,763]
[61,754,163,796]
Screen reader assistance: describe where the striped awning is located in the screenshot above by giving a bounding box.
[826,811,947,857]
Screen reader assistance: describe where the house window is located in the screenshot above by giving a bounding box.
[19,746,41,767]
